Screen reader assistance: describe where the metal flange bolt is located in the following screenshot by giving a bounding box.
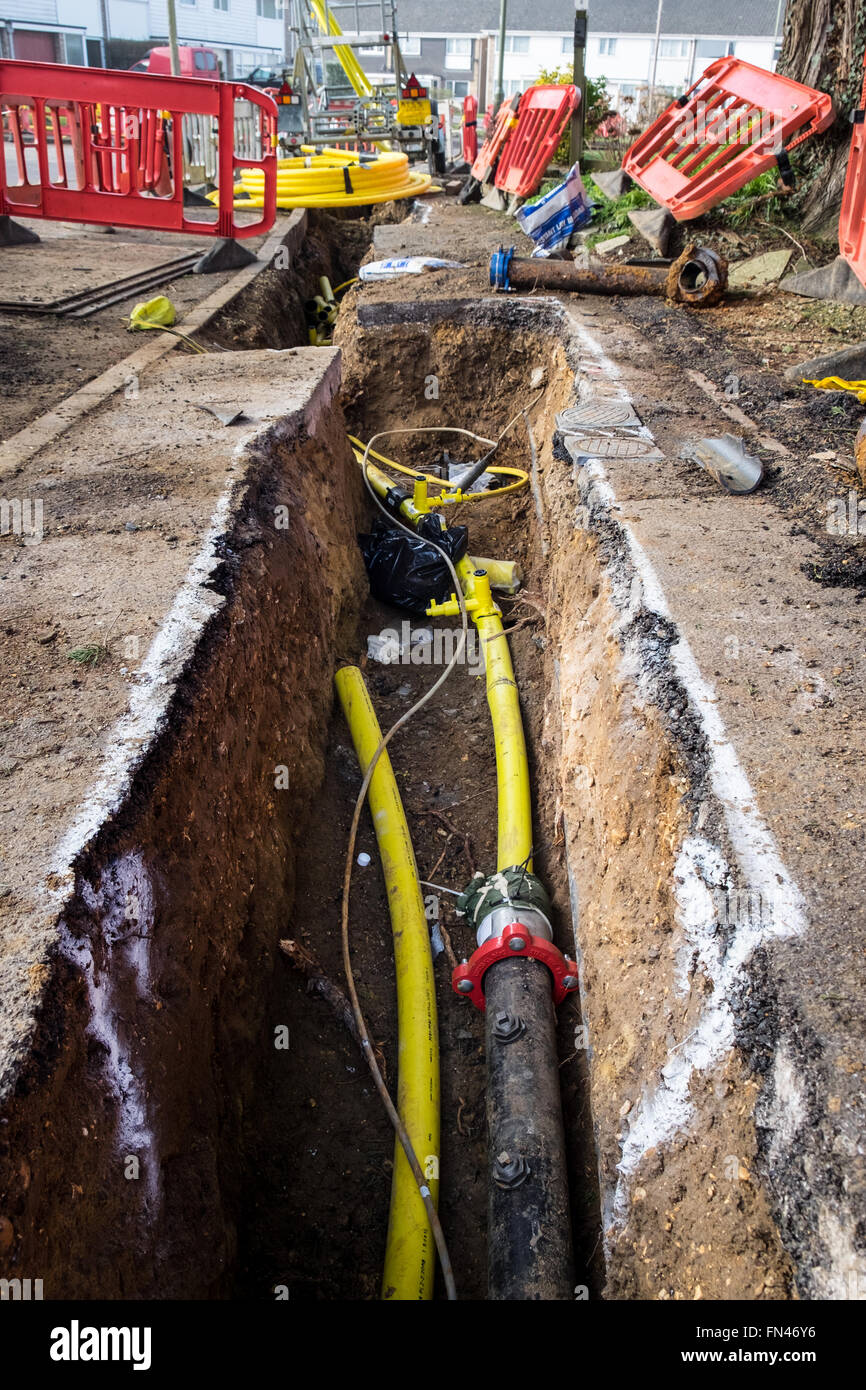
[492,1010,526,1043]
[493,1151,531,1189]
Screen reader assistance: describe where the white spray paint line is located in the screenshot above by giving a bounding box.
[46,394,334,886]
[566,318,809,1233]
[62,852,161,1214]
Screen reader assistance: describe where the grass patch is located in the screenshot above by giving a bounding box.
[67,644,109,668]
[583,177,654,247]
[723,170,793,228]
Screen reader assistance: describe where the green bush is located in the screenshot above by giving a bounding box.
[536,65,611,162]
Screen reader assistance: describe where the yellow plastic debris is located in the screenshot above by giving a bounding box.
[802,375,866,403]
[129,296,176,330]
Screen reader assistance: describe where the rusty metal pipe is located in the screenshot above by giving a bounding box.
[490,243,727,306]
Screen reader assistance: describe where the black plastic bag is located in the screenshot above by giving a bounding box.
[359,518,469,616]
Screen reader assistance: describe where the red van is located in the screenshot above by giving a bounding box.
[129,46,220,78]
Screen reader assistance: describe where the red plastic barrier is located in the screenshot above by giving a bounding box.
[470,94,519,184]
[622,57,834,221]
[462,94,478,164]
[0,59,277,237]
[840,53,866,288]
[494,83,578,196]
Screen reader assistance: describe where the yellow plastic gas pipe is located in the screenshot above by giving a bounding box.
[335,666,440,1301]
[310,0,373,98]
[226,150,433,209]
[362,460,533,872]
[454,558,533,872]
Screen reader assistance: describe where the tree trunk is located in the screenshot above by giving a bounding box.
[777,0,866,233]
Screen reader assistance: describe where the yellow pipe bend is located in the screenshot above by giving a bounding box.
[348,436,530,503]
[455,557,533,872]
[361,457,534,872]
[335,666,440,1301]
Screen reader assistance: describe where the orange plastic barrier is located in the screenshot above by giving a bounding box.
[470,94,519,184]
[622,57,834,221]
[840,52,866,288]
[494,83,578,196]
[0,58,277,237]
[462,94,478,165]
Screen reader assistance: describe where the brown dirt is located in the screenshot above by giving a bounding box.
[0,221,277,442]
[3,190,865,1305]
[0,360,368,1297]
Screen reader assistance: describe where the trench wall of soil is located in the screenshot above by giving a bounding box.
[0,398,367,1298]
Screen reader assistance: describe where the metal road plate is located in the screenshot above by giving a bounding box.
[557,400,641,431]
[563,429,661,460]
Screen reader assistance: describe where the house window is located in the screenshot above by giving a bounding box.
[256,0,283,15]
[697,39,732,58]
[561,36,572,56]
[497,35,529,54]
[445,37,472,69]
[401,35,421,56]
[64,33,86,64]
[659,39,689,59]
[598,38,616,56]
[214,0,228,9]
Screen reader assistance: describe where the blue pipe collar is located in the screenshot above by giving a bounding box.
[489,245,515,292]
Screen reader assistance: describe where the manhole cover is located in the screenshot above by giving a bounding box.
[564,429,657,459]
[557,400,639,430]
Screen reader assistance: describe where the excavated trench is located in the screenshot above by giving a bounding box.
[228,294,605,1300]
[1,209,804,1302]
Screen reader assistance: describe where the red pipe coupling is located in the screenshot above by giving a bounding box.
[451,922,579,1011]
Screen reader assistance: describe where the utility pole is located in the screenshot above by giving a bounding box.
[284,0,293,69]
[570,8,587,165]
[99,0,110,68]
[495,0,507,110]
[649,0,664,106]
[167,0,181,77]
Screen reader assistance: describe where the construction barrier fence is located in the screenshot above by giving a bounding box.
[622,57,834,221]
[840,51,866,289]
[0,58,277,239]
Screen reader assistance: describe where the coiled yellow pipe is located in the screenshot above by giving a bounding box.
[225,149,434,208]
[335,666,440,1301]
[348,435,529,503]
